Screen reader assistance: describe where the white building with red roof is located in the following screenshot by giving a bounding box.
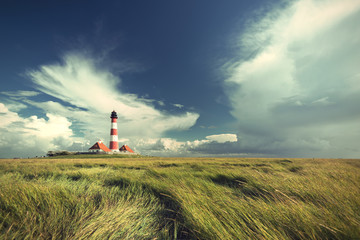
[119,144,134,153]
[88,140,111,153]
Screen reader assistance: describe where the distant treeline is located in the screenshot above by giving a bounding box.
[46,151,76,156]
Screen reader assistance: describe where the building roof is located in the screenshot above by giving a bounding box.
[89,141,111,152]
[119,144,134,153]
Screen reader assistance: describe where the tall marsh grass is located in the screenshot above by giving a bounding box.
[0,157,359,239]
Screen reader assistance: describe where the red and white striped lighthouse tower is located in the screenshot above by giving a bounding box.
[109,110,119,152]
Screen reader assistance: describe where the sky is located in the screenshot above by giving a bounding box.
[0,0,359,158]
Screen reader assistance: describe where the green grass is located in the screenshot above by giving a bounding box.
[0,157,359,239]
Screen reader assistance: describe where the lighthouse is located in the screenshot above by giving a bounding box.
[109,110,119,152]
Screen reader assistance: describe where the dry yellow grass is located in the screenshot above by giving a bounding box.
[1,157,359,239]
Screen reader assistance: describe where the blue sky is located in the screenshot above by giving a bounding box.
[1,0,359,158]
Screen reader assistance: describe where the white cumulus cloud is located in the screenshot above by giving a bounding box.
[205,134,237,143]
[128,133,239,156]
[0,103,76,158]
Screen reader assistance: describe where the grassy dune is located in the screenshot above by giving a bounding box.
[0,157,359,239]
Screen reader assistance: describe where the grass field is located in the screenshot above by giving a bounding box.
[0,156,359,239]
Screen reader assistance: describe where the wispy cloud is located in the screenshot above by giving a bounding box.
[224,0,360,157]
[1,90,40,97]
[27,52,199,138]
[0,90,40,99]
[173,103,184,109]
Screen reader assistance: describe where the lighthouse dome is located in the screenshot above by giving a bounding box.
[110,110,118,119]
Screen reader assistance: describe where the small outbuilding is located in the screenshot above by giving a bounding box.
[119,144,134,153]
[89,140,111,153]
